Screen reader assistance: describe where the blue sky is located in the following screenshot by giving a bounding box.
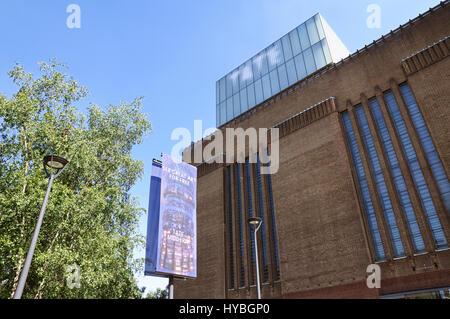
[0,0,441,294]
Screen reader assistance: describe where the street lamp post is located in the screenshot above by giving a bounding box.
[248,217,262,299]
[13,155,68,299]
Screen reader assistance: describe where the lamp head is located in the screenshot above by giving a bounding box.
[248,217,262,227]
[44,155,68,170]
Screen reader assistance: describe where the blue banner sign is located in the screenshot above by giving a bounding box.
[145,155,197,278]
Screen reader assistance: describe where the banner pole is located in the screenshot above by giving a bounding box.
[169,276,174,299]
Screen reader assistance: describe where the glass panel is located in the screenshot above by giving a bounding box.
[247,83,256,109]
[303,47,316,74]
[312,42,326,69]
[262,74,272,100]
[369,98,426,253]
[286,59,297,85]
[233,93,241,117]
[342,112,386,261]
[252,51,267,80]
[226,73,233,99]
[306,17,320,45]
[240,88,248,112]
[216,81,220,105]
[278,64,289,90]
[230,69,240,95]
[294,53,307,80]
[226,97,233,122]
[281,34,293,61]
[355,106,405,258]
[267,40,284,72]
[216,103,219,126]
[254,78,264,104]
[314,14,325,40]
[242,60,253,86]
[400,83,450,213]
[238,64,246,90]
[297,23,310,51]
[321,39,333,64]
[219,77,226,102]
[289,29,302,56]
[384,91,448,249]
[220,101,226,126]
[269,69,280,95]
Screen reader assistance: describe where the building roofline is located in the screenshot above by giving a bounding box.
[187,0,449,152]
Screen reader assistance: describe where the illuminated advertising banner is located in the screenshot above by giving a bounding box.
[145,155,197,278]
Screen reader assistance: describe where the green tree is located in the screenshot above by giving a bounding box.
[145,286,169,299]
[0,60,151,298]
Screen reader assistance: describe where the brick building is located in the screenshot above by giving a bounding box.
[175,1,450,298]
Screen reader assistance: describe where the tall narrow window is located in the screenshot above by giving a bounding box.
[255,155,269,282]
[399,83,450,213]
[369,98,426,253]
[384,91,448,249]
[355,106,405,257]
[342,112,386,261]
[265,155,280,281]
[245,159,256,285]
[226,166,234,289]
[235,165,245,288]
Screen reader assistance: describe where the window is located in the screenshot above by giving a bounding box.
[233,93,240,117]
[220,101,226,126]
[306,17,320,45]
[226,159,281,290]
[314,14,325,40]
[294,53,307,80]
[277,64,289,91]
[321,39,333,65]
[286,59,298,86]
[303,48,316,75]
[216,82,220,105]
[219,77,226,103]
[242,60,253,87]
[262,74,272,100]
[355,106,405,258]
[289,29,302,56]
[254,79,264,105]
[245,159,256,285]
[226,73,233,99]
[312,42,326,69]
[240,88,248,113]
[226,166,234,289]
[384,90,448,249]
[281,34,293,61]
[226,97,233,122]
[235,165,245,288]
[369,98,426,253]
[264,151,280,281]
[342,112,386,261]
[269,69,280,95]
[399,83,450,213]
[255,155,269,283]
[266,42,282,72]
[297,23,310,51]
[247,83,256,110]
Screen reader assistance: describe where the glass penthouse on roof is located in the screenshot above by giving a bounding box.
[216,13,350,127]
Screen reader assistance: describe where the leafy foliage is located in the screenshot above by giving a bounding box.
[0,60,151,298]
[144,286,169,299]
